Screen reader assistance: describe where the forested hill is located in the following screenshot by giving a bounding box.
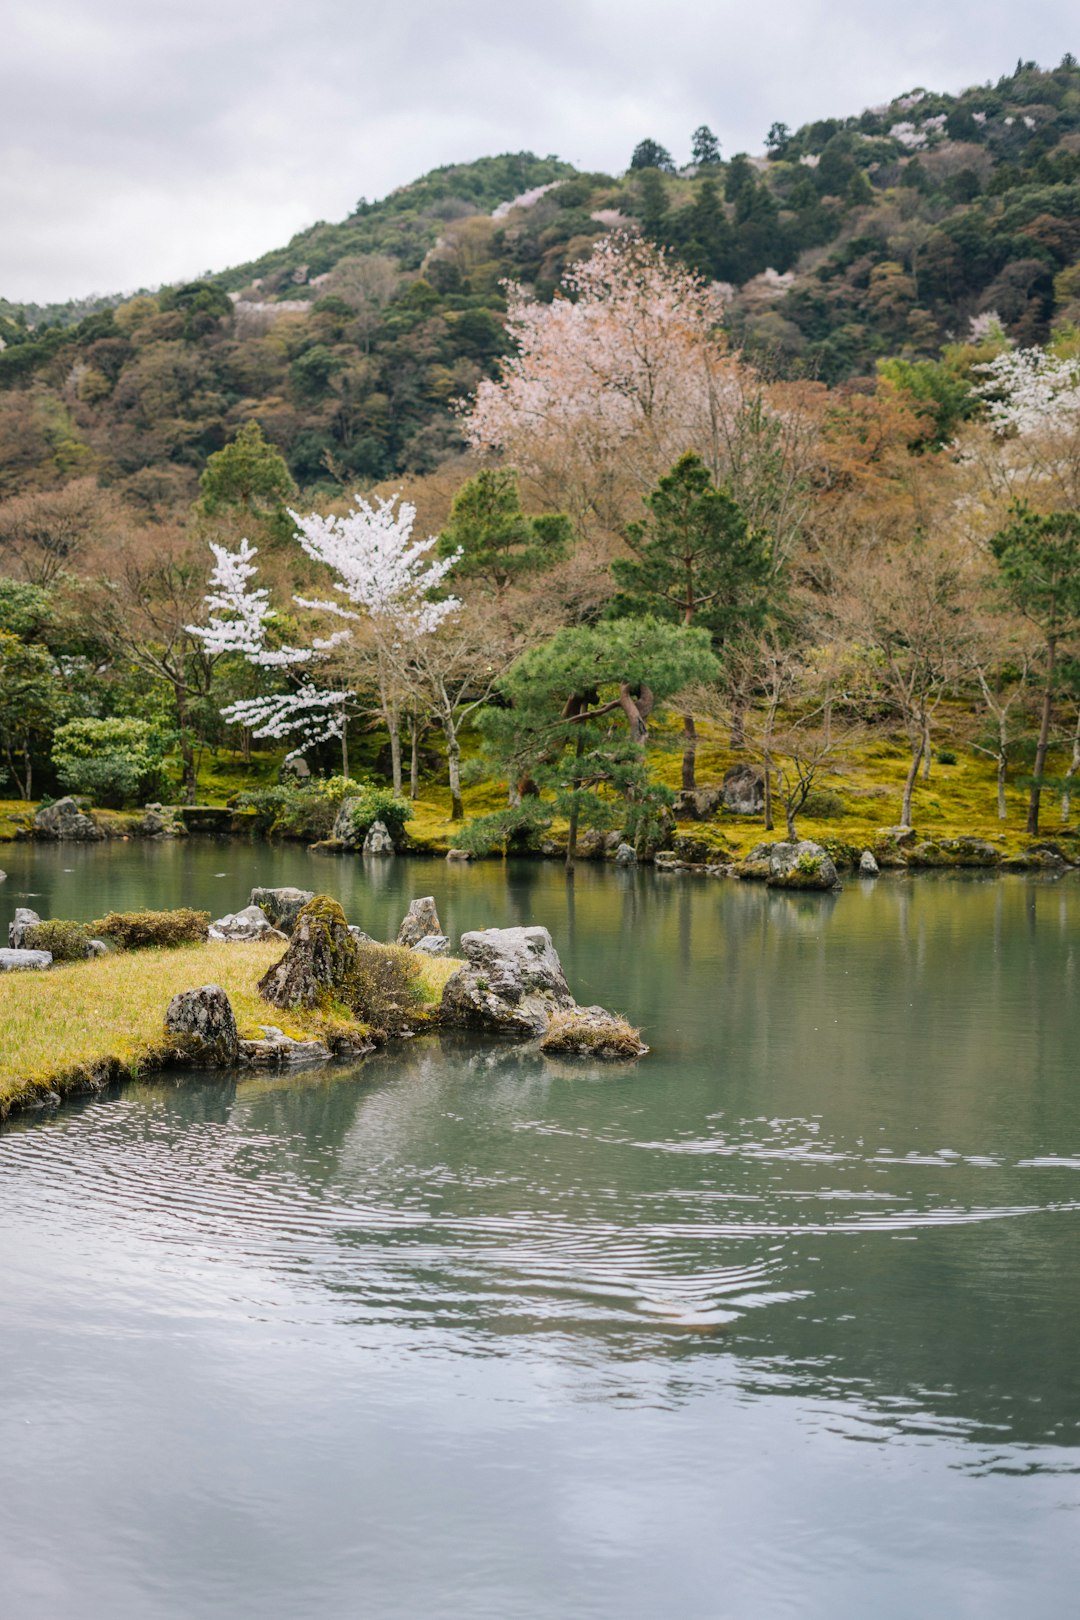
[3,55,1080,504]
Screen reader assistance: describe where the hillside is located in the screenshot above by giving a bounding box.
[2,56,1080,504]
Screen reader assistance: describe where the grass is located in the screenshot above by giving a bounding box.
[0,938,460,1122]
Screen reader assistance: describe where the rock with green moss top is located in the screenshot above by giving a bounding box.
[871,826,918,866]
[907,837,1002,869]
[250,886,315,933]
[762,840,841,890]
[257,895,357,1011]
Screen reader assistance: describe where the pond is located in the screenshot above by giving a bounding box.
[1,841,1079,1618]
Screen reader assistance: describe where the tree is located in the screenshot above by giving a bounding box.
[199,421,294,516]
[989,507,1080,833]
[765,122,791,156]
[691,126,721,167]
[630,139,675,173]
[610,452,772,787]
[0,631,64,799]
[0,479,116,586]
[436,470,571,597]
[474,618,720,867]
[52,716,162,807]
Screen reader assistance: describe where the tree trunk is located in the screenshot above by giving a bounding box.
[681,713,697,792]
[921,715,932,781]
[997,749,1008,821]
[447,723,463,822]
[566,730,586,871]
[1028,636,1057,836]
[1061,705,1080,824]
[763,750,773,831]
[785,803,797,841]
[340,718,349,782]
[901,732,924,828]
[175,683,197,805]
[730,700,746,750]
[410,715,420,801]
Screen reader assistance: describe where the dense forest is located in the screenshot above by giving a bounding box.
[2,56,1080,863]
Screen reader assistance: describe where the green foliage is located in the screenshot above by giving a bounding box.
[335,783,412,844]
[199,421,294,514]
[23,919,94,962]
[91,909,210,949]
[0,630,65,797]
[990,507,1080,637]
[611,453,772,652]
[0,579,53,641]
[51,716,163,807]
[450,802,553,856]
[691,126,722,167]
[630,140,675,173]
[437,469,571,593]
[236,776,411,843]
[346,942,426,1034]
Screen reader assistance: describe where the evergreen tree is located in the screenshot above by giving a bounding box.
[630,138,675,173]
[199,421,294,516]
[437,470,571,596]
[691,125,721,167]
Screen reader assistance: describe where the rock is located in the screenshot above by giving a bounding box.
[413,934,450,957]
[140,804,187,839]
[88,938,108,957]
[33,796,103,842]
[397,895,443,948]
[250,886,315,934]
[755,840,840,890]
[239,1026,332,1065]
[614,842,637,866]
[446,848,471,862]
[208,904,281,942]
[8,907,41,948]
[258,896,358,1011]
[673,786,725,820]
[0,870,6,881]
[440,925,575,1037]
[0,948,52,971]
[282,756,311,778]
[164,984,240,1063]
[654,852,685,871]
[363,818,395,856]
[1003,845,1069,872]
[576,829,606,859]
[859,849,880,876]
[539,1005,648,1060]
[348,924,376,944]
[722,764,766,815]
[331,796,364,847]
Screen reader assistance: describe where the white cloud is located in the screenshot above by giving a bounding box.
[2,0,1076,301]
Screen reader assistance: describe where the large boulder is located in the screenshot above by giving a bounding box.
[250,886,315,933]
[413,934,450,957]
[258,896,358,1011]
[331,797,364,847]
[859,849,880,876]
[33,797,103,842]
[764,840,840,891]
[674,786,725,821]
[440,926,575,1037]
[208,904,284,943]
[8,907,41,948]
[0,948,52,971]
[722,764,766,815]
[397,896,442,948]
[614,842,637,866]
[363,819,395,856]
[164,984,240,1063]
[239,1026,332,1066]
[140,804,187,838]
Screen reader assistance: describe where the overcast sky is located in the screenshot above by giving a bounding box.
[3,0,1076,304]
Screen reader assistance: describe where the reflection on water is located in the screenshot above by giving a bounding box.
[1,845,1080,1618]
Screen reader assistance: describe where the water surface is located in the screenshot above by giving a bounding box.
[1,843,1078,1618]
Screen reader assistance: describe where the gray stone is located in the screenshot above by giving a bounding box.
[363,818,395,856]
[859,849,880,876]
[440,925,575,1037]
[0,948,52,971]
[674,786,725,820]
[88,938,109,957]
[239,1026,332,1066]
[259,898,356,1011]
[614,842,637,866]
[0,869,6,881]
[164,984,240,1063]
[764,840,840,891]
[348,924,376,944]
[250,886,315,933]
[397,896,442,948]
[413,933,450,957]
[140,804,187,839]
[446,848,471,862]
[539,1005,648,1059]
[8,907,41,948]
[282,756,311,778]
[208,904,279,942]
[331,796,363,847]
[722,764,766,815]
[33,796,103,842]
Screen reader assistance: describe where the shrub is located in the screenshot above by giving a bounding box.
[937,748,957,765]
[451,803,552,856]
[90,908,209,949]
[236,776,410,844]
[539,1009,645,1059]
[346,942,426,1034]
[23,918,93,962]
[334,785,412,845]
[801,788,847,819]
[52,717,163,808]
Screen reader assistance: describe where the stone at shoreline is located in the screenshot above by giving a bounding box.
[765,840,840,890]
[164,984,240,1063]
[250,886,315,933]
[348,924,376,944]
[209,904,285,942]
[614,842,636,865]
[440,925,575,1037]
[0,870,6,881]
[330,796,364,848]
[33,797,103,842]
[140,804,187,839]
[0,948,52,971]
[239,1026,332,1066]
[397,896,442,948]
[859,849,880,876]
[446,848,471,862]
[414,933,450,957]
[363,819,395,856]
[258,896,357,1011]
[674,785,725,821]
[9,907,41,948]
[723,764,766,815]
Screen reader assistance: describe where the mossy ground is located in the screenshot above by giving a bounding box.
[0,938,458,1121]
